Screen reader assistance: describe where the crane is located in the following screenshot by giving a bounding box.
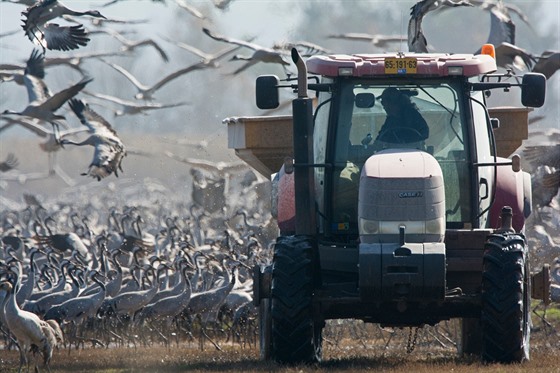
[22,0,106,51]
[0,275,62,373]
[60,98,127,181]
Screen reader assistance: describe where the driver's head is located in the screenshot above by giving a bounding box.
[379,88,410,114]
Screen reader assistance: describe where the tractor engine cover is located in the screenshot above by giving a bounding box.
[358,149,446,302]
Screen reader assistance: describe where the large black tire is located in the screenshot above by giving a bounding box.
[481,233,531,363]
[270,235,322,364]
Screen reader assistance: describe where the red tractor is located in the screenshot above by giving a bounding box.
[225,45,551,364]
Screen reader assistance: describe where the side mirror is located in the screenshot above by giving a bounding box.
[521,73,546,108]
[355,92,376,108]
[256,75,280,109]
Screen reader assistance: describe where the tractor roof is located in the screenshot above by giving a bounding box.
[306,52,497,78]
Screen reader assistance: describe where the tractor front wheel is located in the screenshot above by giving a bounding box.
[481,233,531,363]
[270,235,322,364]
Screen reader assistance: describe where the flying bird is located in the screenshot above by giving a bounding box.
[161,35,243,67]
[21,0,107,51]
[60,98,127,181]
[100,58,212,100]
[1,74,92,126]
[202,27,292,75]
[82,90,189,117]
[328,32,405,49]
[97,27,169,62]
[408,0,473,53]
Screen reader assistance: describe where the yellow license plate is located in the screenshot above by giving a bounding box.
[384,58,417,74]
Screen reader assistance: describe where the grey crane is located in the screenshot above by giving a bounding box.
[98,27,169,62]
[202,27,292,75]
[0,274,62,373]
[22,0,106,51]
[100,58,211,101]
[100,264,165,320]
[187,261,237,350]
[161,35,243,67]
[408,0,473,53]
[1,72,92,127]
[82,90,189,117]
[60,98,127,181]
[328,32,405,49]
[43,270,106,326]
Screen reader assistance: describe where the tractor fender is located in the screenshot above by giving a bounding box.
[489,157,528,231]
[275,165,296,234]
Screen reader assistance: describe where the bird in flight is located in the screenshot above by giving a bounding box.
[328,33,405,49]
[100,58,213,101]
[21,0,106,51]
[82,90,189,117]
[202,27,292,75]
[408,0,473,53]
[61,98,127,181]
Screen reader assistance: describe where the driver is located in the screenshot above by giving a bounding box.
[376,87,429,143]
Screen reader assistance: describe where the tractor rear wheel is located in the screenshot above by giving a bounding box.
[481,233,531,363]
[270,235,322,364]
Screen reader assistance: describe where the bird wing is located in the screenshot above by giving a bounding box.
[102,59,147,91]
[22,74,50,103]
[41,77,92,113]
[493,42,536,71]
[42,23,90,51]
[150,62,209,92]
[68,97,117,136]
[532,51,560,79]
[25,48,45,79]
[202,27,263,51]
[524,145,560,169]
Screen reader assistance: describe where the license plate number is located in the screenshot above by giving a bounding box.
[384,58,417,74]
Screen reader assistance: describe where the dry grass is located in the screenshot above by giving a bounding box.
[1,318,559,373]
[1,344,559,373]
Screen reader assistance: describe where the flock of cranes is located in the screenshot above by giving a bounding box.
[0,0,559,370]
[0,170,273,371]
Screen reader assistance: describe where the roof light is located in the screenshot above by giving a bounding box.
[480,44,496,59]
[338,67,354,76]
[448,66,463,75]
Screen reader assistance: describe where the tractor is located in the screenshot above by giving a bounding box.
[224,45,552,364]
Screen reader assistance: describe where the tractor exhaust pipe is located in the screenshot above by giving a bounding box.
[292,48,308,98]
[291,48,315,236]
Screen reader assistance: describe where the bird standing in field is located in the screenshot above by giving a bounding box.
[22,0,107,51]
[60,98,127,181]
[0,279,62,373]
